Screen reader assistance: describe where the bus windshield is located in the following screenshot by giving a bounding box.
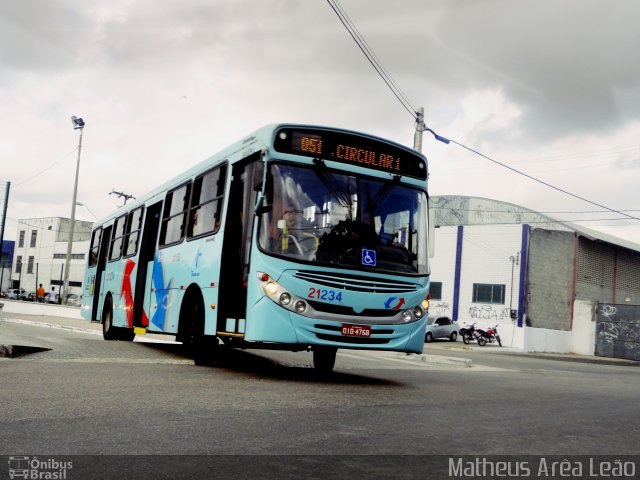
[258,163,428,274]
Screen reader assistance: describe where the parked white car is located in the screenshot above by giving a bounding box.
[7,288,26,300]
[425,316,459,342]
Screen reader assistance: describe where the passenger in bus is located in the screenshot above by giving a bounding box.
[191,209,202,236]
[280,206,318,258]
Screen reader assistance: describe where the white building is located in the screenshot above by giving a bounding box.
[430,196,640,360]
[11,217,92,298]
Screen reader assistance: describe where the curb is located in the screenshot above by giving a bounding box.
[0,316,102,337]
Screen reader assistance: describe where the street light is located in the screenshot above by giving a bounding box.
[76,201,97,220]
[62,116,85,304]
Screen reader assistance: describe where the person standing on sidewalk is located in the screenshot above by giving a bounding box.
[48,286,58,304]
[36,284,45,303]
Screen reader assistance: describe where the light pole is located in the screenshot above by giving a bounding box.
[62,116,85,304]
[76,201,97,220]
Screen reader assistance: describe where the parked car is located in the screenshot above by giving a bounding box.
[425,316,458,342]
[25,292,36,302]
[7,288,26,300]
[65,294,81,307]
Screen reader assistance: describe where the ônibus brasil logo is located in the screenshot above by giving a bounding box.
[8,456,73,479]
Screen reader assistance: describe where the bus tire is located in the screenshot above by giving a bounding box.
[313,347,337,373]
[180,289,217,366]
[102,296,135,341]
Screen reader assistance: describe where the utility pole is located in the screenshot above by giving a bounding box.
[0,181,10,265]
[63,116,85,304]
[413,107,425,153]
[110,190,135,206]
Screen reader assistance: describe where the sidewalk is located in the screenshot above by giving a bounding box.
[425,339,640,367]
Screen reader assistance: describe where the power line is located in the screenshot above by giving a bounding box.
[324,2,640,225]
[326,0,417,119]
[447,140,640,222]
[13,147,78,188]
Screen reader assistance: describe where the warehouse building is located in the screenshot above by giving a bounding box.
[429,195,640,360]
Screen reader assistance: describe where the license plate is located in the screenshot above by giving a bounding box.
[341,324,371,337]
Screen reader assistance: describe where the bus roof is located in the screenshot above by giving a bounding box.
[91,123,426,226]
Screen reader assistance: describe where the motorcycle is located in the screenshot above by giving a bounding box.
[459,323,477,345]
[475,325,502,347]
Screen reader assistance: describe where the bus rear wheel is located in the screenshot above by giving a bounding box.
[102,297,135,341]
[313,347,337,373]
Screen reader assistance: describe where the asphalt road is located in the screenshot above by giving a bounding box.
[1,320,639,478]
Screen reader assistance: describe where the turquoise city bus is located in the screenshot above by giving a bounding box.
[80,124,432,371]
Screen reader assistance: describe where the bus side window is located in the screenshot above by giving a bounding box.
[109,215,127,261]
[188,164,227,238]
[160,182,191,246]
[89,227,102,267]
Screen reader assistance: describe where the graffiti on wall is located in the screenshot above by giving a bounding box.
[468,305,511,322]
[429,302,451,318]
[595,303,640,361]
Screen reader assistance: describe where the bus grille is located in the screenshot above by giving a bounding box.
[307,300,394,317]
[294,270,417,293]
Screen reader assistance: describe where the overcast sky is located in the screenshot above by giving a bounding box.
[1,0,639,245]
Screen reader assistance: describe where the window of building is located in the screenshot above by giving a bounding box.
[30,230,37,248]
[160,182,192,247]
[429,281,442,300]
[16,255,22,274]
[27,256,34,274]
[187,165,227,238]
[472,283,505,304]
[53,253,85,260]
[18,230,25,248]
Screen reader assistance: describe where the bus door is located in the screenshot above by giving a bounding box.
[217,154,262,334]
[133,201,162,328]
[92,225,112,321]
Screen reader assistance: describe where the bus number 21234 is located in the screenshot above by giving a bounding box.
[308,288,343,302]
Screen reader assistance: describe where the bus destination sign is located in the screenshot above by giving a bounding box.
[273,127,427,180]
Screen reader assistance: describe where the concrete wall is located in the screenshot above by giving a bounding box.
[428,227,458,318]
[526,229,575,331]
[572,299,596,355]
[457,224,522,325]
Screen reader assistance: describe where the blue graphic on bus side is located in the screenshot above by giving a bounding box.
[362,248,376,267]
[151,252,171,330]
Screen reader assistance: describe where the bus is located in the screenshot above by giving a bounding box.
[80,124,432,372]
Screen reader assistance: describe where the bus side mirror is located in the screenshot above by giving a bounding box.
[253,161,264,192]
[254,194,271,215]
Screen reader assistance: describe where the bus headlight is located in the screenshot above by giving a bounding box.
[264,281,279,296]
[421,299,430,311]
[294,300,307,313]
[413,306,424,318]
[402,310,413,323]
[279,293,292,306]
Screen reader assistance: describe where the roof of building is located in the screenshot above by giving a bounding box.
[432,195,640,255]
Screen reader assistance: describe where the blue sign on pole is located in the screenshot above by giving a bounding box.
[361,248,376,267]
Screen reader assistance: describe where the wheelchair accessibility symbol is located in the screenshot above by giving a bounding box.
[361,248,377,267]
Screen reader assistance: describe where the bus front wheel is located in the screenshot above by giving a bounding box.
[181,293,217,366]
[313,347,337,373]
